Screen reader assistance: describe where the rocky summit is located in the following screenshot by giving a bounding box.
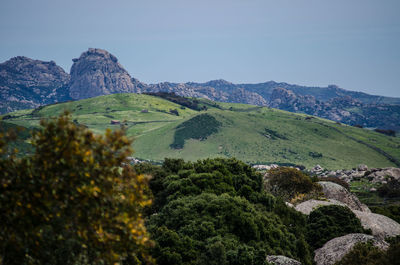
[68,48,138,99]
[0,56,70,113]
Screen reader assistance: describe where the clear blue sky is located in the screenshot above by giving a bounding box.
[1,0,400,97]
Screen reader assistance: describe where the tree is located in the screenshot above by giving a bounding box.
[0,113,154,265]
[307,205,367,249]
[267,167,321,201]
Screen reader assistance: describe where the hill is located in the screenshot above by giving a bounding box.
[2,93,400,170]
[1,48,399,131]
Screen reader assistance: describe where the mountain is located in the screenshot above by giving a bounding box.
[0,56,70,114]
[3,93,400,169]
[1,48,399,131]
[69,48,142,99]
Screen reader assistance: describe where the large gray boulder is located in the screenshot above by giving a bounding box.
[318,181,371,212]
[353,210,400,239]
[266,255,302,265]
[314,233,389,265]
[295,199,347,215]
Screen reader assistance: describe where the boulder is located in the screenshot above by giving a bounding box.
[266,255,302,265]
[357,164,368,171]
[314,233,389,265]
[295,199,347,215]
[317,181,370,212]
[353,210,400,239]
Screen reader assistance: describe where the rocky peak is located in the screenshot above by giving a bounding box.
[0,56,70,113]
[0,56,69,87]
[68,48,137,99]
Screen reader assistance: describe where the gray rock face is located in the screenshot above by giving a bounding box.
[143,80,268,106]
[295,199,347,215]
[353,210,400,239]
[266,255,302,265]
[318,181,371,212]
[69,48,137,99]
[0,56,70,113]
[314,233,389,265]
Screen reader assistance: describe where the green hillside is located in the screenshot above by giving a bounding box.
[2,93,400,169]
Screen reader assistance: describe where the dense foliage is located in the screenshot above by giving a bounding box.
[267,167,321,202]
[170,114,222,149]
[144,92,205,111]
[136,158,313,265]
[334,240,400,265]
[306,205,368,249]
[0,113,153,265]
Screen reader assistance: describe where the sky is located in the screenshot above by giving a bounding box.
[1,0,400,97]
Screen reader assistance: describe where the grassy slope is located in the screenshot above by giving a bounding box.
[2,93,400,169]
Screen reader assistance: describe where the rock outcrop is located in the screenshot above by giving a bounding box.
[295,199,347,215]
[317,181,370,212]
[0,56,70,113]
[294,199,400,239]
[69,48,137,99]
[266,255,302,265]
[314,233,389,265]
[353,210,400,239]
[315,166,400,184]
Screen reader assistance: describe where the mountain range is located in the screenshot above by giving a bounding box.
[1,48,399,131]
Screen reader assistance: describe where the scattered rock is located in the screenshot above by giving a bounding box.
[266,255,302,265]
[357,164,368,171]
[318,181,370,212]
[314,233,389,265]
[353,210,400,239]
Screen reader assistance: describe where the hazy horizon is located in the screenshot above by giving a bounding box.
[1,0,399,97]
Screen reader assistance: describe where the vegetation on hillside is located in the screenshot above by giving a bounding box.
[2,93,400,169]
[135,158,314,265]
[0,113,153,265]
[171,114,222,149]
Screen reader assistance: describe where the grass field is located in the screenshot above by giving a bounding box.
[2,93,400,170]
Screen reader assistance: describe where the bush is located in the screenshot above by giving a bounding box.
[0,113,154,265]
[306,205,368,249]
[378,179,400,198]
[148,193,311,265]
[267,167,321,201]
[138,158,313,265]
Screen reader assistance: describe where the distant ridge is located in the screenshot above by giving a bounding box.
[1,48,399,131]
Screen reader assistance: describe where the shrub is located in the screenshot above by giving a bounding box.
[0,113,154,265]
[138,158,314,265]
[307,205,368,249]
[378,179,400,198]
[267,167,321,201]
[148,193,311,265]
